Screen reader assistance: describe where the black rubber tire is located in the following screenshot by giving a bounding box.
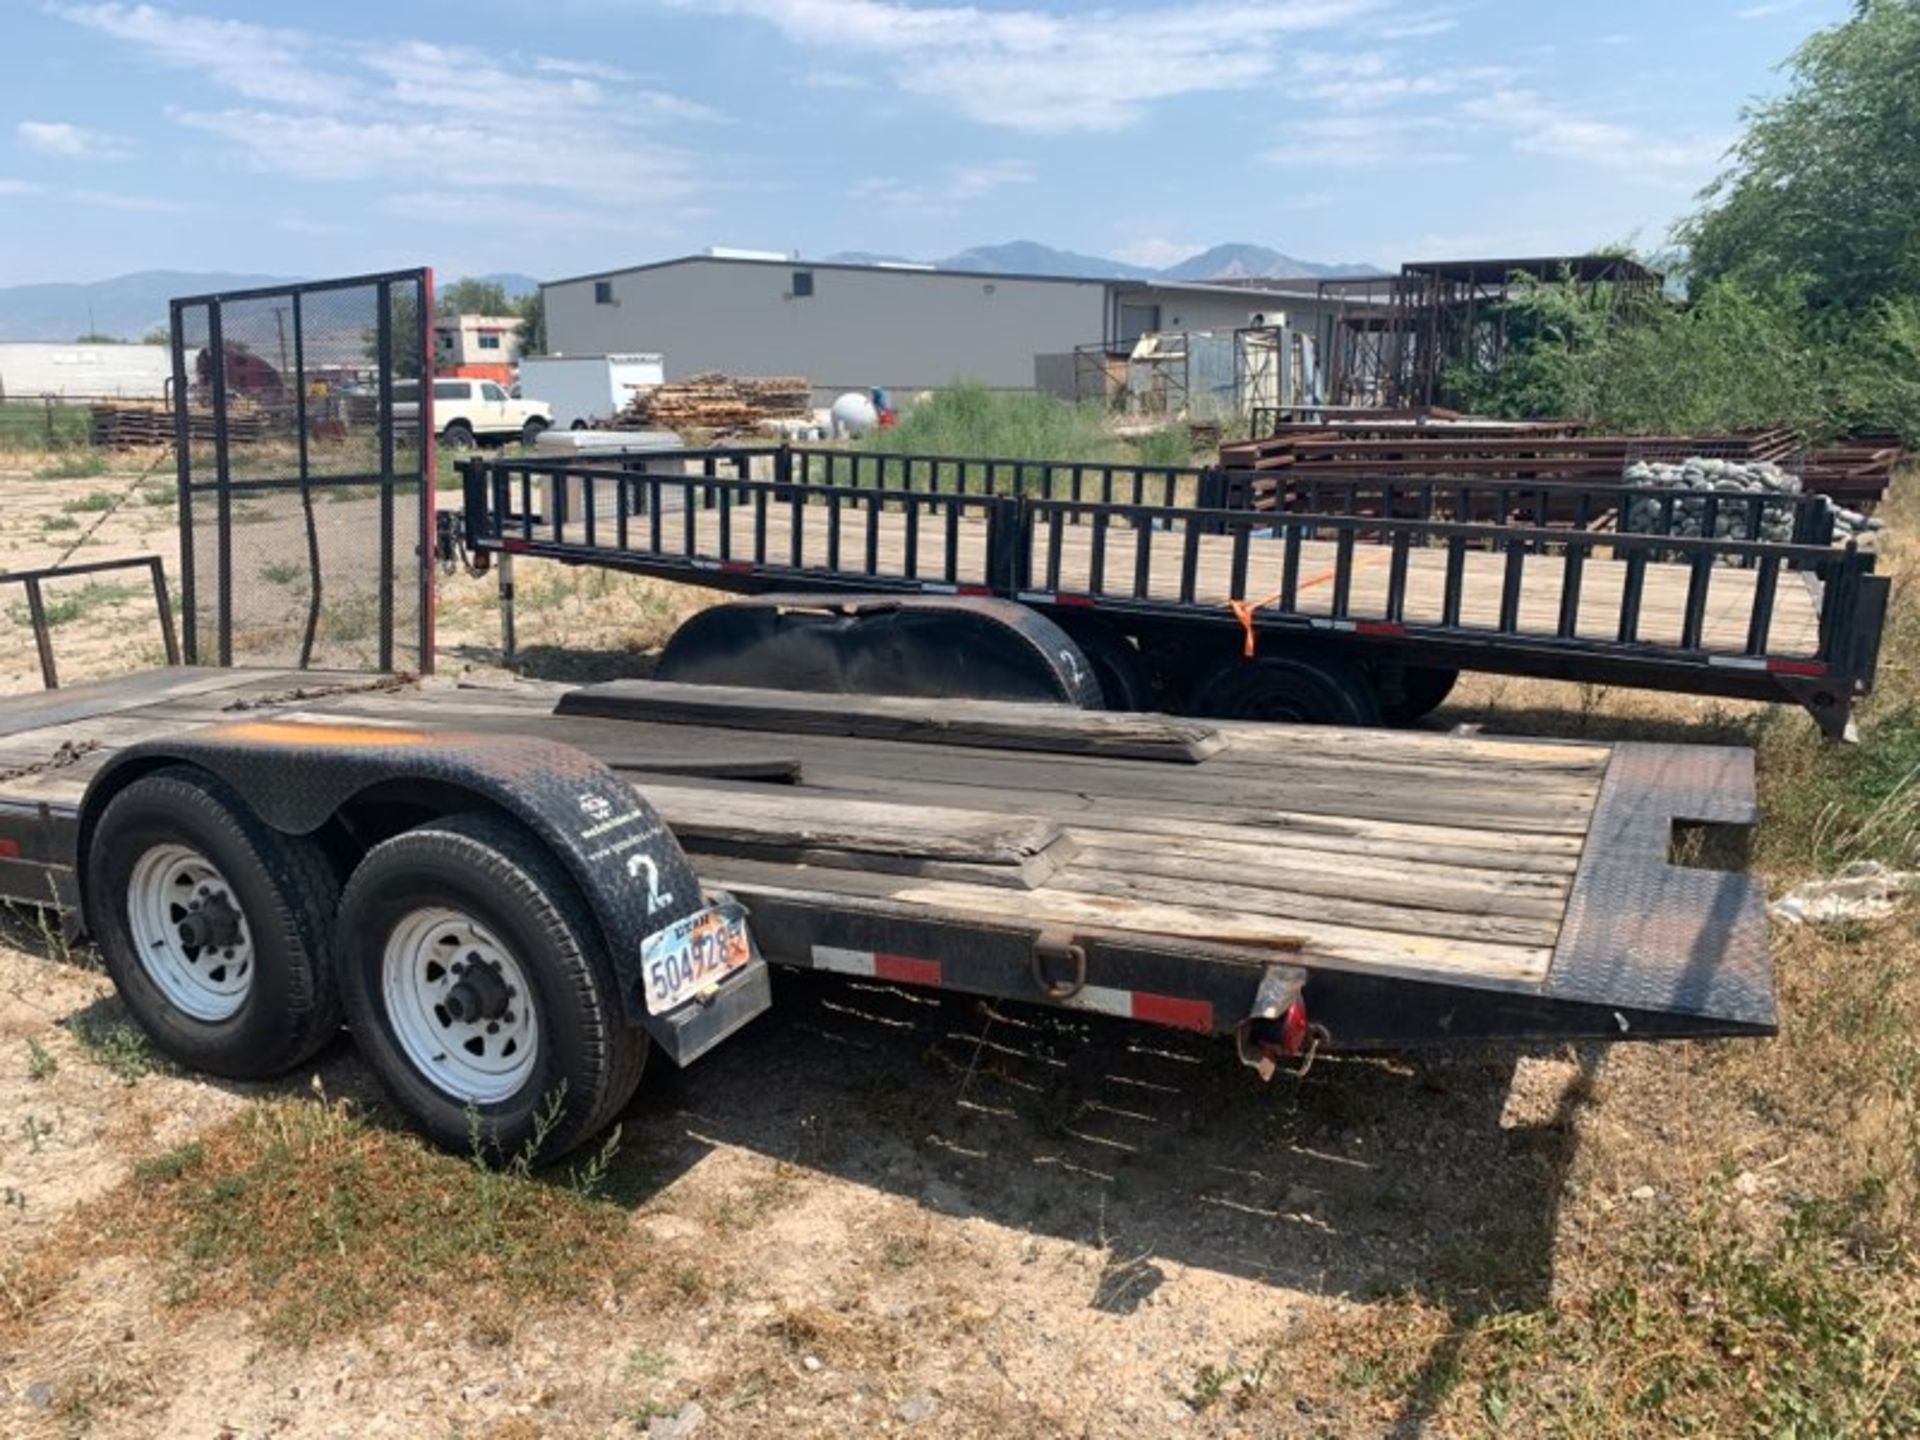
[83,766,343,1080]
[1381,665,1460,726]
[1051,616,1157,711]
[442,419,476,451]
[1189,652,1383,726]
[336,811,646,1163]
[520,417,549,446]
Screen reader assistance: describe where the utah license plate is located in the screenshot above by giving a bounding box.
[640,904,754,1015]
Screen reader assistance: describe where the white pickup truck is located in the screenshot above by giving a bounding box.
[395,378,551,448]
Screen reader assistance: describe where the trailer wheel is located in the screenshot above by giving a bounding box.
[335,812,645,1162]
[1052,616,1156,711]
[84,767,342,1079]
[1189,653,1382,726]
[1381,665,1459,726]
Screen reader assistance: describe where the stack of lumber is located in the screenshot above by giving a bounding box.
[87,401,269,449]
[615,372,811,431]
[1803,437,1906,513]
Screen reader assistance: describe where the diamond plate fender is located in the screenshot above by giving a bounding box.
[1546,742,1774,1033]
[77,720,768,1046]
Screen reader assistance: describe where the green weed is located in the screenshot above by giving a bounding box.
[26,1038,57,1081]
[64,1011,161,1084]
[36,453,106,480]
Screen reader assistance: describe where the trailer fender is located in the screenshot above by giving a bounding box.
[656,593,1104,707]
[75,722,759,1044]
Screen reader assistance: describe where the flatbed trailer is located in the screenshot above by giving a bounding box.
[0,664,1773,1159]
[454,445,1887,735]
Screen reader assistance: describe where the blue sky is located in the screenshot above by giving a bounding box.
[0,0,1852,287]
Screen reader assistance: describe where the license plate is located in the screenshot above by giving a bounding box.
[640,904,754,1015]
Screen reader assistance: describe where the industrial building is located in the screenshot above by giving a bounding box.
[0,341,169,399]
[541,253,1353,410]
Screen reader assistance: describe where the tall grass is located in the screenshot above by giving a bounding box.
[0,400,90,453]
[861,381,1192,468]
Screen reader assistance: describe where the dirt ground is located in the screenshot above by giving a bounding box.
[1,453,1912,1437]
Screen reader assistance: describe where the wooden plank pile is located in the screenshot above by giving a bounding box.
[87,400,268,449]
[614,372,811,432]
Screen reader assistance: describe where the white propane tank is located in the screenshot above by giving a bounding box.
[829,391,879,437]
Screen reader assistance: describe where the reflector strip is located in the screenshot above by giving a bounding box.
[501,538,530,553]
[1066,985,1215,1033]
[808,947,1214,1034]
[811,945,942,987]
[0,838,20,859]
[1767,658,1828,677]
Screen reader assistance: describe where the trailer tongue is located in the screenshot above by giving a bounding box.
[0,668,1772,1161]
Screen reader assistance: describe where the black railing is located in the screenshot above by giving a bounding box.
[460,450,1881,684]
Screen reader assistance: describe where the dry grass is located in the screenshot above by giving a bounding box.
[1222,468,1920,1436]
[1,1096,694,1350]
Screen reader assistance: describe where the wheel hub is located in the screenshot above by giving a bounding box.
[442,956,511,1024]
[125,843,255,1023]
[176,892,243,951]
[381,907,538,1104]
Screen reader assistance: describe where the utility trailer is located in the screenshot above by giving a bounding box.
[450,444,1888,736]
[0,665,1773,1161]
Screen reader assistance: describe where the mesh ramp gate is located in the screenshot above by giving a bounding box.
[170,270,435,672]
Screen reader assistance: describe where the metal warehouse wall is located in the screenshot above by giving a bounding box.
[0,342,170,398]
[544,260,1110,394]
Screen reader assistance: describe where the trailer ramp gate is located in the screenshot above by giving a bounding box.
[171,270,434,674]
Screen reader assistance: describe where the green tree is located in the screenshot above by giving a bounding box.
[514,289,546,355]
[436,277,513,318]
[1682,0,1920,313]
[73,332,121,343]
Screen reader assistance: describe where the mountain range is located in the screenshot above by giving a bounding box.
[826,241,1385,283]
[0,245,1380,342]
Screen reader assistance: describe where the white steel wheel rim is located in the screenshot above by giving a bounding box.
[125,842,255,1023]
[381,907,539,1105]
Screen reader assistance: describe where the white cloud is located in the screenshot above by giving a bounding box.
[849,158,1035,212]
[796,69,876,90]
[1735,0,1806,17]
[669,0,1388,132]
[48,4,721,217]
[1458,88,1729,181]
[17,120,130,159]
[50,3,354,110]
[1265,113,1469,167]
[0,174,183,209]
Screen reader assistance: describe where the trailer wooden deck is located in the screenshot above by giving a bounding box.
[545,494,1827,657]
[0,667,1774,1040]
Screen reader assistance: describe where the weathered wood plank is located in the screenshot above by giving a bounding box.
[558,680,1227,763]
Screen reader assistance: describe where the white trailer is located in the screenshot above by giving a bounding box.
[516,353,665,429]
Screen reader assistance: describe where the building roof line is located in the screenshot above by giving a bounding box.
[539,252,1357,303]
